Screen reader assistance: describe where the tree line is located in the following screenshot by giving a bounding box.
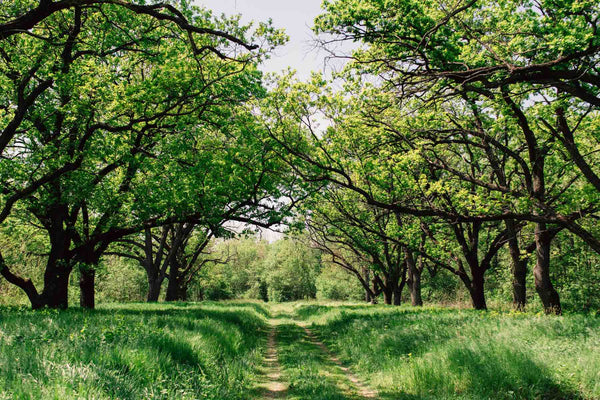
[0,0,599,314]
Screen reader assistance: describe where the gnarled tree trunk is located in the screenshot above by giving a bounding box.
[165,261,188,301]
[534,222,561,314]
[79,268,95,309]
[147,273,163,302]
[505,219,527,310]
[469,268,487,310]
[405,249,423,306]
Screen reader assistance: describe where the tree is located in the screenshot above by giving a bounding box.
[109,223,220,302]
[0,1,286,309]
[262,237,321,302]
[313,0,600,313]
[305,186,409,305]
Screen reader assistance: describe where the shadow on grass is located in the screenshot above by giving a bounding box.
[301,306,587,399]
[278,322,421,400]
[442,346,583,400]
[311,309,474,361]
[145,333,205,369]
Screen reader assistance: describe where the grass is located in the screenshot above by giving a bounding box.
[274,322,364,400]
[286,302,600,400]
[1,300,598,399]
[0,301,269,400]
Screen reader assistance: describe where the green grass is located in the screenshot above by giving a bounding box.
[1,301,598,399]
[0,301,269,400]
[288,302,600,400]
[275,322,363,400]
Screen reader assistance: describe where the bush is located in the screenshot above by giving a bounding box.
[316,266,364,301]
[263,239,321,302]
[96,257,147,303]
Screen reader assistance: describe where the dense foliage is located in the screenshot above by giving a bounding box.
[0,0,598,314]
[0,2,598,399]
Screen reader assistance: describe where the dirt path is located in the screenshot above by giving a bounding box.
[259,325,288,399]
[299,325,378,399]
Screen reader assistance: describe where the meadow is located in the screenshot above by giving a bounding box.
[0,301,598,399]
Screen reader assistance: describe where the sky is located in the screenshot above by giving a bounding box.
[197,0,329,79]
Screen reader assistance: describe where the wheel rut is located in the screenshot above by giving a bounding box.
[299,324,378,399]
[259,324,288,399]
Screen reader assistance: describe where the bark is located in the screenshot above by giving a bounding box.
[0,253,43,309]
[534,223,562,314]
[408,267,423,307]
[505,219,527,310]
[165,262,188,301]
[382,286,393,305]
[405,250,423,306]
[393,266,407,305]
[363,267,371,303]
[147,275,163,302]
[37,205,73,309]
[469,268,487,310]
[0,202,73,309]
[382,266,401,306]
[451,222,489,311]
[504,91,562,314]
[142,227,170,302]
[37,255,72,309]
[79,268,95,309]
[75,246,101,309]
[370,277,379,304]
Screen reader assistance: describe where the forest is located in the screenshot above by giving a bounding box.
[0,1,599,399]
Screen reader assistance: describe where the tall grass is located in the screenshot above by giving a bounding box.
[0,302,268,399]
[294,304,600,399]
[1,301,598,399]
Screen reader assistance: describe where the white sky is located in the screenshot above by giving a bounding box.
[197,0,329,79]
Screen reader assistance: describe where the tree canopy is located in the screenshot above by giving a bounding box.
[0,0,598,314]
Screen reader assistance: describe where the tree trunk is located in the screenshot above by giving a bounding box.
[409,267,423,306]
[1,226,72,309]
[165,267,179,302]
[393,267,407,306]
[534,223,561,314]
[468,269,487,310]
[165,283,188,301]
[370,276,380,304]
[39,216,72,309]
[383,270,399,306]
[405,249,423,306]
[382,286,393,305]
[39,264,71,309]
[79,268,95,309]
[392,282,402,305]
[166,260,190,301]
[505,219,527,310]
[0,252,43,308]
[147,275,163,302]
[393,285,401,305]
[363,267,371,303]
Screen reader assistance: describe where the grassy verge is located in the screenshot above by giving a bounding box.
[288,302,600,400]
[0,301,269,400]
